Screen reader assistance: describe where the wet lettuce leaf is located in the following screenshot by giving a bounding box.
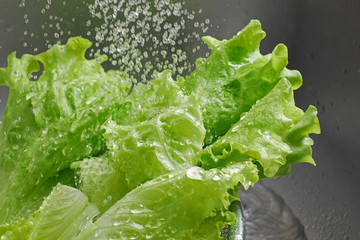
[0,37,132,223]
[127,70,186,122]
[75,162,259,240]
[0,184,99,240]
[71,154,129,214]
[0,19,320,239]
[180,20,303,145]
[103,93,205,190]
[201,78,320,177]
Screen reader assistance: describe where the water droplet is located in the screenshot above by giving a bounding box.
[186,167,205,180]
[12,145,19,150]
[113,221,121,226]
[213,174,222,181]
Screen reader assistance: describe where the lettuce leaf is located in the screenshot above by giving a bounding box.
[103,93,205,190]
[71,154,129,213]
[76,162,259,240]
[0,38,132,223]
[0,217,34,240]
[201,78,320,177]
[127,70,186,122]
[180,19,303,145]
[0,184,99,240]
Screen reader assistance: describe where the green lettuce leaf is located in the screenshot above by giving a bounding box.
[71,154,129,213]
[128,70,185,122]
[76,162,259,240]
[180,19,303,145]
[0,37,132,223]
[70,70,195,212]
[0,217,34,240]
[0,184,99,240]
[201,78,320,177]
[103,93,205,189]
[273,105,320,177]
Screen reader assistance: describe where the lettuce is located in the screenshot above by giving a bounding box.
[0,37,133,223]
[75,162,259,240]
[0,19,320,239]
[71,154,129,213]
[0,184,99,240]
[201,78,320,177]
[180,20,303,145]
[102,93,205,190]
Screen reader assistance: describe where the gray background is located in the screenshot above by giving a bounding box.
[1,0,360,239]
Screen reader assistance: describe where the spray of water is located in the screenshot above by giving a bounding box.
[20,0,210,82]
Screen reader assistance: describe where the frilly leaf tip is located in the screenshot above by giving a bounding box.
[237,19,264,36]
[35,37,94,70]
[8,51,18,60]
[0,52,40,86]
[151,69,173,82]
[67,36,92,52]
[249,19,261,26]
[230,19,266,52]
[282,69,303,90]
[202,36,221,50]
[307,105,321,134]
[273,43,288,58]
